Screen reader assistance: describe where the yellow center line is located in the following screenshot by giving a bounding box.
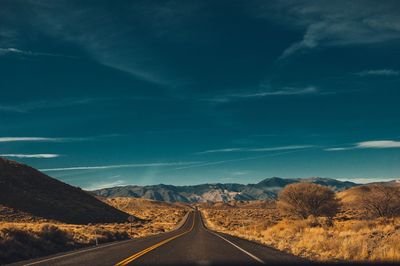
[114,211,196,266]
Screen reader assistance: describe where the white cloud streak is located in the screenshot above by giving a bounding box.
[0,137,76,143]
[84,179,127,191]
[0,47,75,58]
[325,140,400,151]
[249,145,315,151]
[356,69,400,76]
[357,140,400,149]
[231,86,318,98]
[0,154,60,158]
[176,148,317,171]
[196,145,313,154]
[324,147,351,151]
[0,137,61,142]
[40,161,201,172]
[196,148,243,154]
[205,86,319,103]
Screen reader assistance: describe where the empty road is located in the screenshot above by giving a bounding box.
[12,211,304,266]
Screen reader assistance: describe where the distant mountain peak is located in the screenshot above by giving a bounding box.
[256,177,296,187]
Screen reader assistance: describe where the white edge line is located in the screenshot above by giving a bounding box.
[198,211,265,264]
[23,239,133,266]
[208,231,265,264]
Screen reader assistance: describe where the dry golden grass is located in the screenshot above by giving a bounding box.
[105,197,189,233]
[0,197,189,264]
[0,222,130,264]
[0,204,49,223]
[201,200,400,262]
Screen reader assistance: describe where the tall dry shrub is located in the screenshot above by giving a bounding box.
[358,185,400,218]
[0,225,75,264]
[278,183,340,219]
[39,224,71,245]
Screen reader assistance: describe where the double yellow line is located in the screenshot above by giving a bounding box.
[115,211,196,266]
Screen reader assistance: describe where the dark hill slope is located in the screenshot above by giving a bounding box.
[0,158,130,224]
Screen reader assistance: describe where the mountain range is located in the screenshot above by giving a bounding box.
[91,177,359,203]
[1,156,397,208]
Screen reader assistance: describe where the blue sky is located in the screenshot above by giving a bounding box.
[1,0,400,189]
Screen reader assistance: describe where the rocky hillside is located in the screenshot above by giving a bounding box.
[0,158,130,224]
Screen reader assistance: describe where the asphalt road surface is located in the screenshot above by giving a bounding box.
[11,210,305,266]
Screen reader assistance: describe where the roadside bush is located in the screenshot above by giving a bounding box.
[39,224,71,246]
[96,229,129,243]
[357,185,400,218]
[0,228,42,264]
[278,183,341,220]
[0,226,74,264]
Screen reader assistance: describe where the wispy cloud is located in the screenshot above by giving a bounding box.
[279,23,322,59]
[230,86,318,98]
[357,140,400,149]
[258,2,400,59]
[0,137,61,142]
[205,86,319,103]
[40,161,201,172]
[0,47,75,58]
[83,179,127,191]
[196,145,313,155]
[176,148,316,171]
[0,154,60,158]
[325,140,400,151]
[0,98,107,113]
[196,148,242,154]
[0,137,80,143]
[0,135,122,144]
[231,171,251,176]
[4,2,199,87]
[324,147,351,151]
[0,105,26,113]
[356,69,400,77]
[248,145,315,151]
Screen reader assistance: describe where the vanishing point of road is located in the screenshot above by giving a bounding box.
[12,210,304,266]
